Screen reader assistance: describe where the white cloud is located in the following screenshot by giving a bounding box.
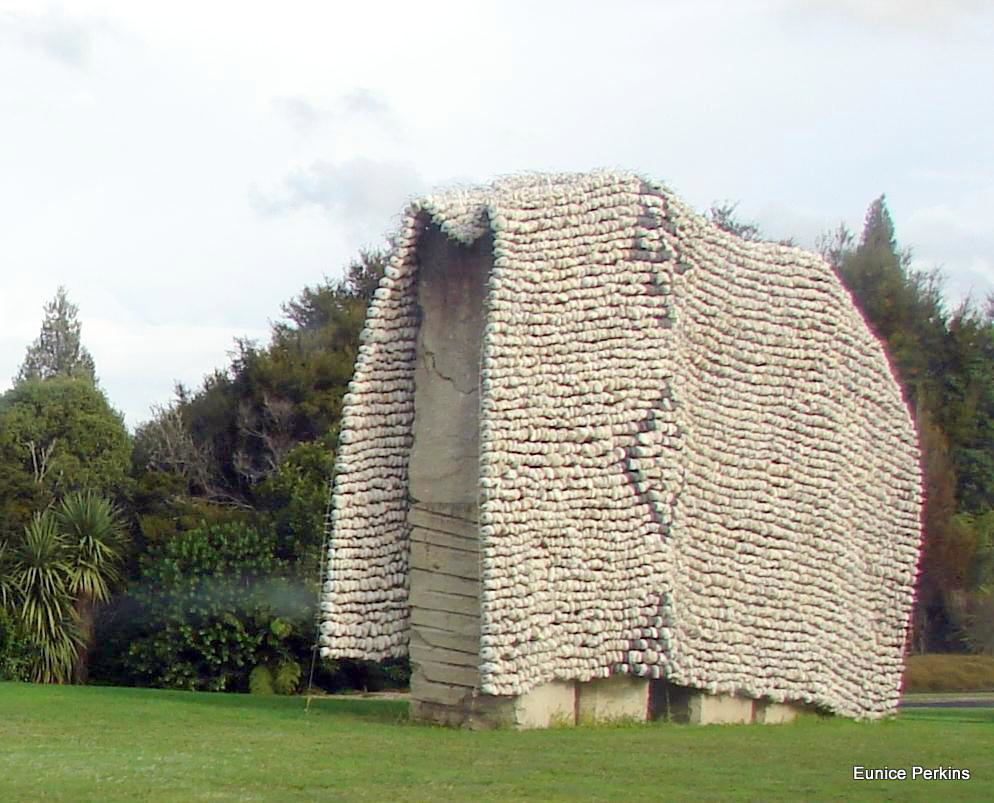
[0,6,114,67]
[904,185,994,304]
[778,0,992,35]
[250,157,425,247]
[85,316,269,427]
[271,88,401,138]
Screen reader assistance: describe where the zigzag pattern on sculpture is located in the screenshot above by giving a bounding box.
[317,171,922,720]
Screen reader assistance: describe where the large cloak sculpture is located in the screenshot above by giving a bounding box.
[318,172,922,723]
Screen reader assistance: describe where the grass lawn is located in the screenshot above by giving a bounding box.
[0,683,990,801]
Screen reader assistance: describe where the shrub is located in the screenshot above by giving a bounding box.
[0,607,35,681]
[122,521,311,692]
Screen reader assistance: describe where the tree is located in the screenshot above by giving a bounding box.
[1,493,126,684]
[8,512,82,683]
[0,540,15,610]
[129,249,385,553]
[0,377,131,540]
[824,195,985,651]
[707,201,763,242]
[56,491,127,683]
[832,196,947,404]
[707,201,794,245]
[15,286,96,385]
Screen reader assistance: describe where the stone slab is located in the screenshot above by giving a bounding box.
[409,588,480,617]
[410,607,480,637]
[513,681,578,729]
[410,541,480,580]
[411,568,479,598]
[754,701,800,724]
[577,675,650,722]
[407,225,491,505]
[688,692,754,725]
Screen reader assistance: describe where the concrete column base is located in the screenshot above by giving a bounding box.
[412,676,806,728]
[689,693,753,725]
[577,675,650,722]
[754,701,798,724]
[649,680,806,725]
[514,681,577,728]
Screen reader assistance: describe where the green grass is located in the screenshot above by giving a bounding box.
[904,653,994,693]
[1,683,991,801]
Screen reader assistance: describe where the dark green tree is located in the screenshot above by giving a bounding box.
[15,287,97,385]
[0,378,131,540]
[130,249,385,567]
[825,195,976,651]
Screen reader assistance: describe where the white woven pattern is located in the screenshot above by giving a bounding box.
[318,171,922,719]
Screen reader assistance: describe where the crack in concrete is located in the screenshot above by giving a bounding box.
[422,350,477,395]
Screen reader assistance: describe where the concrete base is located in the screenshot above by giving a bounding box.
[515,681,577,729]
[689,693,753,725]
[412,676,807,728]
[410,677,649,729]
[411,694,516,730]
[754,701,798,724]
[410,682,575,729]
[649,680,805,725]
[577,675,650,722]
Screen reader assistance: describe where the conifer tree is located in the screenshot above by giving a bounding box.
[829,196,963,649]
[15,287,96,386]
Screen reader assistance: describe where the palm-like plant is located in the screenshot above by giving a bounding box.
[12,512,81,683]
[0,539,16,610]
[55,490,126,683]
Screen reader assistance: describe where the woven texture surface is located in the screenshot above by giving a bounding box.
[318,172,922,718]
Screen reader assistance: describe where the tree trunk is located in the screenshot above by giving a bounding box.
[73,595,94,685]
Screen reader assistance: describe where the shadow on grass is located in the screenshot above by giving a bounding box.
[303,695,410,724]
[899,707,994,725]
[92,684,411,724]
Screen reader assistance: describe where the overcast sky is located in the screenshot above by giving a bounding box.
[1,0,992,427]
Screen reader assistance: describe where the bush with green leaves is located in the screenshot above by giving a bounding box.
[0,607,35,681]
[254,439,335,574]
[123,521,311,692]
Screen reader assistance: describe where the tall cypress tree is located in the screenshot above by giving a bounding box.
[832,196,963,649]
[15,287,97,386]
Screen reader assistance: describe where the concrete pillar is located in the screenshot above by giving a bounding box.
[577,675,650,722]
[514,682,578,729]
[753,701,799,724]
[407,223,495,727]
[688,693,754,725]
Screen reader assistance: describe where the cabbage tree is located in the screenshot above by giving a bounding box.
[10,512,81,683]
[56,490,126,683]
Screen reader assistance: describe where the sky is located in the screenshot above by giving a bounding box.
[1,0,992,427]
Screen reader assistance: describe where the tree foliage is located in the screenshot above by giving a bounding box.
[121,521,309,692]
[56,491,128,682]
[0,378,131,540]
[130,250,384,570]
[823,195,994,651]
[15,286,96,386]
[7,512,83,683]
[0,493,127,684]
[0,606,34,681]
